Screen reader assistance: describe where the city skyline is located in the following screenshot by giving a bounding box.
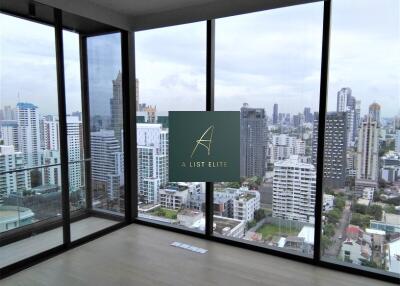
[1,1,399,117]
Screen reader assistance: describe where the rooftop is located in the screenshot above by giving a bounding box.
[213,216,243,235]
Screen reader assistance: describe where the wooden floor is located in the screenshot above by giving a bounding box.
[2,224,394,286]
[0,217,118,268]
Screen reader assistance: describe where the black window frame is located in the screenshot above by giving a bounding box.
[0,0,398,283]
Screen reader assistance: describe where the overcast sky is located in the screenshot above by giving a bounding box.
[0,0,399,118]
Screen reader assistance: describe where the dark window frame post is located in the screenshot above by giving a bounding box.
[121,30,138,222]
[313,0,331,263]
[205,19,215,237]
[54,8,71,246]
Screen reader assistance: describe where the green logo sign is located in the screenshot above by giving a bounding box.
[169,111,240,182]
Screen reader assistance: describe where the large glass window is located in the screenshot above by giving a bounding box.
[214,3,323,256]
[87,33,125,215]
[63,30,85,213]
[320,0,400,276]
[0,12,63,266]
[135,22,206,231]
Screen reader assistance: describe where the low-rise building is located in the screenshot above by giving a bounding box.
[370,212,400,234]
[0,205,34,232]
[213,215,245,238]
[340,239,372,265]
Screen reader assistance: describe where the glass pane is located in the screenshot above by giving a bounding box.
[321,0,400,277]
[214,3,323,256]
[136,22,206,232]
[63,30,85,211]
[0,13,62,230]
[87,33,125,214]
[0,12,63,266]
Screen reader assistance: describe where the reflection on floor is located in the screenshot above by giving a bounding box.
[0,217,118,268]
[2,224,393,286]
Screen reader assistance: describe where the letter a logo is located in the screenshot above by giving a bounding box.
[190,125,214,158]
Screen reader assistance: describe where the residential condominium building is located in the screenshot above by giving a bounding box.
[336,88,357,146]
[42,115,59,151]
[240,103,267,178]
[269,134,305,164]
[110,71,123,147]
[91,129,124,201]
[355,116,379,195]
[312,112,347,188]
[158,182,192,210]
[137,123,168,204]
[16,102,41,167]
[272,155,316,223]
[233,190,260,222]
[395,129,400,153]
[67,116,83,192]
[0,145,31,203]
[0,120,19,149]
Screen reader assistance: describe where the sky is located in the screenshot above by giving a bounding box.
[0,0,399,118]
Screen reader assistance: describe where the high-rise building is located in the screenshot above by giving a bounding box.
[16,102,41,167]
[42,115,59,151]
[0,145,31,203]
[369,102,381,126]
[41,149,61,186]
[0,105,17,120]
[337,88,357,146]
[269,134,305,164]
[110,71,123,146]
[240,103,267,178]
[396,130,400,153]
[312,112,347,188]
[272,156,316,223]
[355,116,379,194]
[273,103,278,125]
[337,88,353,112]
[0,120,19,149]
[304,107,313,123]
[91,130,124,201]
[137,123,168,204]
[136,78,139,111]
[67,116,83,191]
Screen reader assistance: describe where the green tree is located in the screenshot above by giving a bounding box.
[323,223,335,237]
[335,197,346,211]
[353,203,367,214]
[327,209,341,224]
[30,169,42,188]
[321,235,333,255]
[350,213,370,229]
[254,209,266,222]
[226,181,241,189]
[367,204,382,221]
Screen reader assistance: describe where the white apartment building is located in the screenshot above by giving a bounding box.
[158,183,189,210]
[0,145,31,203]
[355,116,379,194]
[16,103,41,167]
[137,124,168,204]
[233,190,260,222]
[91,129,124,201]
[42,115,59,151]
[67,116,83,191]
[322,194,334,212]
[0,120,19,149]
[396,130,400,153]
[272,155,316,223]
[41,149,61,186]
[269,134,305,163]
